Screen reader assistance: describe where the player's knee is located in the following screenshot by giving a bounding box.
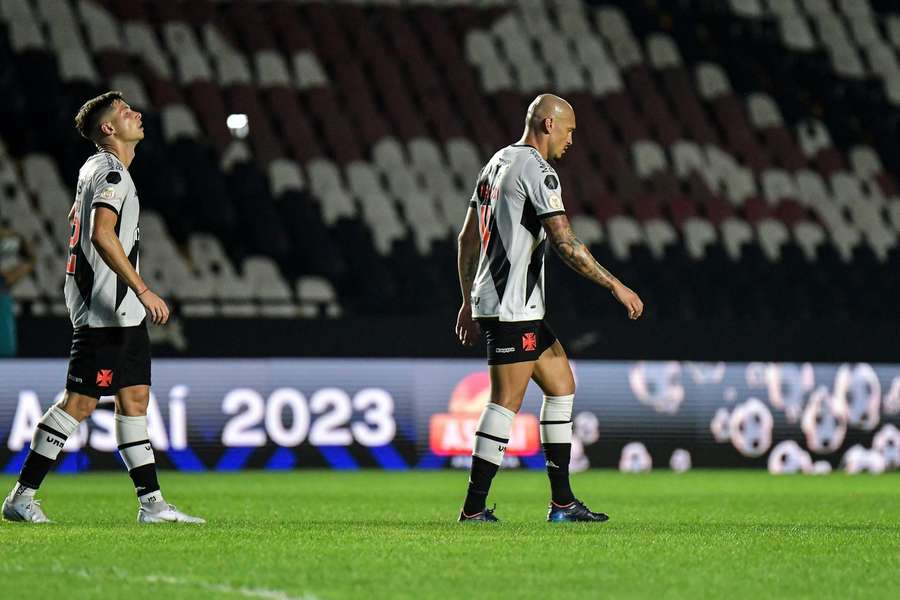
[490,395,523,413]
[542,373,575,397]
[57,393,97,422]
[116,396,149,417]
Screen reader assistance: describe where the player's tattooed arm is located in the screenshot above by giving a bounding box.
[543,213,644,319]
[542,214,618,289]
[457,206,481,303]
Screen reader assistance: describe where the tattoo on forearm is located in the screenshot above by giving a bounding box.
[552,226,617,289]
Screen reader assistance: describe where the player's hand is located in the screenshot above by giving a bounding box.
[138,289,170,325]
[455,302,481,346]
[612,282,644,320]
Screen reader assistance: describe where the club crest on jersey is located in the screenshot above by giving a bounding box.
[96,369,114,388]
[544,174,558,190]
[99,186,116,200]
[522,332,537,351]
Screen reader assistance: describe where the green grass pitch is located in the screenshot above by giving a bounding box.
[2,470,899,599]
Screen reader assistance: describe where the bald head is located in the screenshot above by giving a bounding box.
[521,93,575,161]
[526,94,574,131]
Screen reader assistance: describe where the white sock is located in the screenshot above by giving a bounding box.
[138,490,165,511]
[115,414,155,471]
[29,405,80,460]
[115,414,164,508]
[540,394,575,444]
[10,483,36,500]
[10,405,80,496]
[472,403,516,466]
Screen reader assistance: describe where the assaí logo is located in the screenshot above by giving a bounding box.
[428,371,539,457]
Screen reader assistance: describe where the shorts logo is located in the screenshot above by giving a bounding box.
[522,332,537,351]
[96,369,114,388]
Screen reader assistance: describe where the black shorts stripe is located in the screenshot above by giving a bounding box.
[475,431,509,444]
[117,439,151,450]
[539,420,573,425]
[36,422,68,440]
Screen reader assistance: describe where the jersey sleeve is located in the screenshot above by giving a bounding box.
[90,165,128,215]
[522,160,566,218]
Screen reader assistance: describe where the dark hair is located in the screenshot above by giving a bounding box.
[74,91,124,142]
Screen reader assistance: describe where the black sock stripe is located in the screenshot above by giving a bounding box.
[539,420,573,425]
[475,431,509,444]
[117,439,151,450]
[36,423,68,440]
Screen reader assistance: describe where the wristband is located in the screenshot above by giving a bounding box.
[136,287,149,297]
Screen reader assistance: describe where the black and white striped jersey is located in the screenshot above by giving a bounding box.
[64,151,146,328]
[468,144,566,322]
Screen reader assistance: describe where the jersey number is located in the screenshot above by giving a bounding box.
[65,216,81,275]
[476,163,510,249]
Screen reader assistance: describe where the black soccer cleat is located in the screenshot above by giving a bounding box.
[458,505,499,522]
[547,499,609,523]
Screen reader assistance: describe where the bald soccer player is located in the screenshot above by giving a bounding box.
[455,94,643,522]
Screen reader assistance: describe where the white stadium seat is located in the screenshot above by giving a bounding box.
[268,159,306,196]
[607,215,644,260]
[794,221,826,260]
[643,219,677,259]
[730,0,764,18]
[633,141,667,177]
[779,15,816,51]
[696,63,732,99]
[647,34,682,69]
[757,219,790,260]
[747,93,783,128]
[721,218,754,260]
[292,51,329,89]
[255,50,292,87]
[683,218,717,259]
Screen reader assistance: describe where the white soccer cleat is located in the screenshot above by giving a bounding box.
[2,495,52,523]
[138,504,205,524]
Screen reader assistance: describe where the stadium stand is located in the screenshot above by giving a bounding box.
[0,0,898,324]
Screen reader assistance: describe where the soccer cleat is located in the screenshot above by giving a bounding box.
[138,504,206,524]
[458,504,499,522]
[547,499,609,523]
[2,495,52,523]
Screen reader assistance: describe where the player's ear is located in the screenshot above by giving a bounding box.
[542,117,553,134]
[99,121,115,137]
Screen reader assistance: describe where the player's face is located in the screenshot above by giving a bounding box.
[107,100,144,142]
[550,115,575,161]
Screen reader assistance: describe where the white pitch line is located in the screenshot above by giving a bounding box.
[3,563,318,600]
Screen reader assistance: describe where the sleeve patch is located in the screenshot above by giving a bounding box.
[106,172,122,184]
[544,174,559,190]
[549,193,563,209]
[99,186,116,200]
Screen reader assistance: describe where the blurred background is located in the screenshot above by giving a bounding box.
[0,0,898,475]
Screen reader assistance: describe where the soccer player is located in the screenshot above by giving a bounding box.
[455,94,643,522]
[1,92,204,524]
